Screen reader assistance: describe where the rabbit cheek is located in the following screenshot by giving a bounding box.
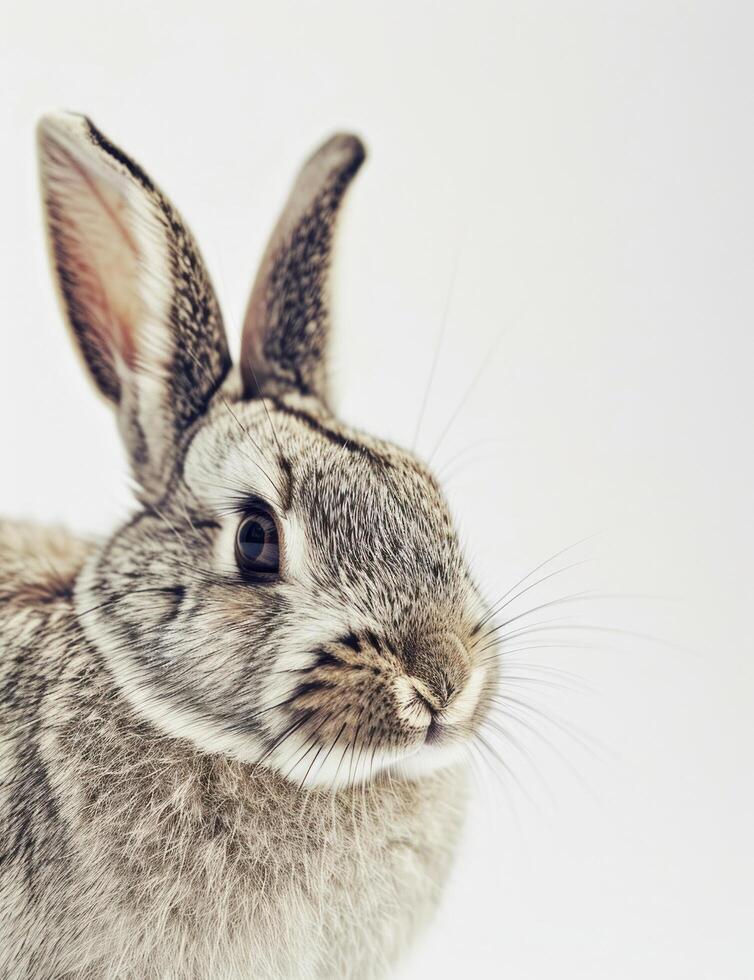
[118,585,186,630]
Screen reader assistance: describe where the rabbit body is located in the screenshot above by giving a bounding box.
[0,521,465,979]
[1,113,495,978]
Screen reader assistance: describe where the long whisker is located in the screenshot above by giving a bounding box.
[182,346,284,499]
[412,247,462,453]
[478,715,556,806]
[241,351,286,464]
[478,560,594,631]
[473,730,532,806]
[425,329,505,466]
[473,531,604,634]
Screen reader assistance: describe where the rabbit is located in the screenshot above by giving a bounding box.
[0,112,498,980]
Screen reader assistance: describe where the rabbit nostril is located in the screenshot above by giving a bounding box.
[394,675,436,729]
[411,690,445,745]
[413,689,438,717]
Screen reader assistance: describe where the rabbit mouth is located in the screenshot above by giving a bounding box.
[258,658,491,790]
[400,663,490,742]
[425,715,444,745]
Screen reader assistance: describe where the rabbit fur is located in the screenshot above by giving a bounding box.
[0,114,497,979]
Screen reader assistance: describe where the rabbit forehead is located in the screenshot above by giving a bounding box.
[180,398,286,512]
[296,449,462,588]
[184,395,445,520]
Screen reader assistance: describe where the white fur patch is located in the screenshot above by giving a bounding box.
[440,664,487,726]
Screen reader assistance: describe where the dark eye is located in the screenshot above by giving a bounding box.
[235,507,280,577]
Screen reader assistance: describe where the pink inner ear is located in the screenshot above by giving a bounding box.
[45,136,145,372]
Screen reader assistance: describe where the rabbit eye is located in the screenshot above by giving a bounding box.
[235,507,280,577]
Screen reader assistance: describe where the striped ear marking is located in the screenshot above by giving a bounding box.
[240,133,366,406]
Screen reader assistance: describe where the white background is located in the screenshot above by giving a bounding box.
[2,2,753,977]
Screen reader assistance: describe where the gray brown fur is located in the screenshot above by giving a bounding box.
[241,133,366,406]
[0,115,497,978]
[38,116,231,502]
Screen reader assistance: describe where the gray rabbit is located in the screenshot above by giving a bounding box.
[0,114,497,979]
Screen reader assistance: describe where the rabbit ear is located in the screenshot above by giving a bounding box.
[37,112,231,500]
[240,133,365,406]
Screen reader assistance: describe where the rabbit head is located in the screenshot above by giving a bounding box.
[37,113,497,789]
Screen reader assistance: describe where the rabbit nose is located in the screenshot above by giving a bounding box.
[412,669,463,714]
[406,633,471,711]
